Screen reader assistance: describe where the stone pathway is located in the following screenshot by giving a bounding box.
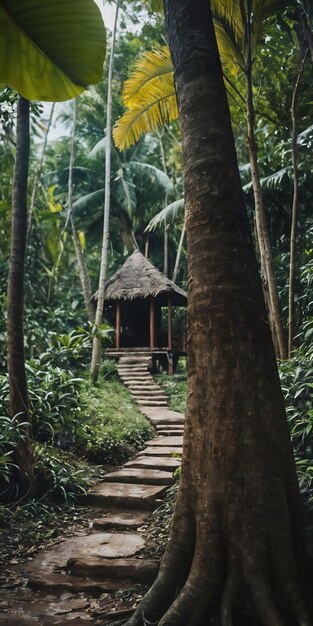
[0,355,184,624]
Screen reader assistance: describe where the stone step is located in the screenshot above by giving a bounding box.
[125,456,181,471]
[93,510,147,531]
[86,482,168,508]
[136,400,167,406]
[121,372,154,378]
[147,436,183,447]
[130,395,167,403]
[141,446,182,457]
[157,429,184,437]
[124,380,160,391]
[119,356,152,362]
[121,376,153,382]
[130,387,165,394]
[119,366,151,372]
[103,468,174,486]
[67,556,159,583]
[28,572,124,593]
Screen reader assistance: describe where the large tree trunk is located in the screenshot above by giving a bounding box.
[7,96,35,496]
[125,2,310,625]
[91,0,120,383]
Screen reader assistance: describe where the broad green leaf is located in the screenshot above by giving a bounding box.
[0,0,106,101]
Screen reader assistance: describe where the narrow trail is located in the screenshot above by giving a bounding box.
[0,353,184,625]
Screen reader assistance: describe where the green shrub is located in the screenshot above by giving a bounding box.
[279,322,313,497]
[77,378,154,465]
[33,446,100,502]
[155,373,187,414]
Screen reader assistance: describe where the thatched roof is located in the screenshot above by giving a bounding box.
[94,250,187,306]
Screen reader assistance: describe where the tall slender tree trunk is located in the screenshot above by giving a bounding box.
[66,100,95,323]
[245,7,287,361]
[7,96,35,496]
[27,102,55,243]
[91,1,120,383]
[172,221,185,284]
[71,217,95,323]
[288,55,307,357]
[159,132,169,276]
[125,2,310,625]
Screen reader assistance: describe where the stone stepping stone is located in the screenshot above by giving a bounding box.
[125,456,180,471]
[130,389,166,396]
[141,446,182,457]
[136,400,167,406]
[25,533,145,576]
[103,467,174,485]
[27,572,126,594]
[93,510,147,530]
[140,407,184,420]
[87,482,168,508]
[157,429,184,437]
[67,556,158,583]
[147,436,183,447]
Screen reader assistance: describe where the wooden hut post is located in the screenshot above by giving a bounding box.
[116,300,121,349]
[168,295,173,351]
[168,295,174,375]
[150,297,155,349]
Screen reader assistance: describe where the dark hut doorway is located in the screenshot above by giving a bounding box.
[119,299,150,348]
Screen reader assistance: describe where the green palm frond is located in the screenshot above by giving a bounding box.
[114,171,137,216]
[127,161,174,192]
[114,0,286,151]
[88,137,107,159]
[73,189,104,214]
[145,198,184,231]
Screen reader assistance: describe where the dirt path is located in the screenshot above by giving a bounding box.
[0,356,184,625]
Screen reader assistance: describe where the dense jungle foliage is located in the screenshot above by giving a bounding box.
[0,0,312,546]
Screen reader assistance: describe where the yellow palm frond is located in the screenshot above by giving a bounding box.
[211,0,244,41]
[122,46,174,107]
[214,20,245,75]
[114,72,178,150]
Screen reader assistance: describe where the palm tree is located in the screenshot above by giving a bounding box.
[113,0,289,359]
[124,1,310,623]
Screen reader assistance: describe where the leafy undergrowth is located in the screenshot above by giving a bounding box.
[0,499,95,568]
[77,377,154,465]
[0,359,154,567]
[155,373,187,414]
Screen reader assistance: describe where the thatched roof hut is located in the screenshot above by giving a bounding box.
[95,250,187,306]
[94,250,187,358]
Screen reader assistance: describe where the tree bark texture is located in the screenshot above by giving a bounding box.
[125,2,311,625]
[7,96,35,495]
[245,14,287,361]
[91,0,120,383]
